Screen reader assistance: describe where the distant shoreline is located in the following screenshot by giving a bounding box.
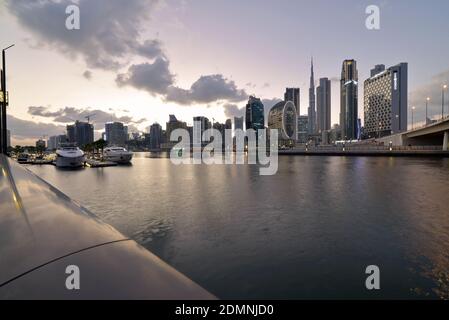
[278,150,449,157]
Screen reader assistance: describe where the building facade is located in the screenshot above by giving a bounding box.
[340,59,359,140]
[105,122,127,146]
[284,88,300,116]
[166,114,187,142]
[316,77,331,133]
[66,121,94,147]
[364,63,408,138]
[297,116,309,143]
[47,134,67,150]
[149,123,162,150]
[268,101,297,144]
[193,116,212,144]
[245,96,265,131]
[234,116,244,131]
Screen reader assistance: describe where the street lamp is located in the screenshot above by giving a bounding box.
[412,106,416,129]
[1,44,15,155]
[426,97,430,125]
[442,84,447,120]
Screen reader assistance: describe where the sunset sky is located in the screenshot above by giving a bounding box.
[1,0,449,145]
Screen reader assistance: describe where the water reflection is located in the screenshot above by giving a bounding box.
[27,155,449,299]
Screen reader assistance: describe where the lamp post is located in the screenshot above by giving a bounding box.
[442,84,447,120]
[1,44,15,154]
[426,97,430,125]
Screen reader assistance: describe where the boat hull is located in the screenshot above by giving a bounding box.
[55,155,85,168]
[104,153,133,164]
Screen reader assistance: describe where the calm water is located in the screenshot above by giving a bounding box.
[27,154,449,299]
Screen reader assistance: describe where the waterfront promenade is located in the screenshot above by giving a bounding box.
[280,146,449,157]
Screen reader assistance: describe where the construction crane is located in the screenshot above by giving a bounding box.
[84,113,96,123]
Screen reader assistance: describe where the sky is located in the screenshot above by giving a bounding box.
[1,0,449,145]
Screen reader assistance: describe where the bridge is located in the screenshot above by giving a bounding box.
[379,116,449,151]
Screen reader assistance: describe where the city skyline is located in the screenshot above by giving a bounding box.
[1,0,449,145]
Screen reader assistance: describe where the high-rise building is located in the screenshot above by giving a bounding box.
[268,101,297,142]
[193,116,211,142]
[166,114,187,142]
[105,122,127,146]
[316,77,331,133]
[297,116,309,143]
[364,63,408,138]
[47,134,67,150]
[340,60,359,140]
[149,123,162,149]
[66,124,76,143]
[67,121,94,147]
[245,96,264,131]
[225,119,232,130]
[370,64,385,77]
[234,116,244,131]
[284,88,300,116]
[308,58,316,134]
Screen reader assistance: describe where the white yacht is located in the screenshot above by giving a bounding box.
[55,144,85,168]
[103,146,133,164]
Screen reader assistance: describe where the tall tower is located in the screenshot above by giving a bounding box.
[340,60,358,140]
[284,88,300,116]
[308,58,316,135]
[316,78,331,133]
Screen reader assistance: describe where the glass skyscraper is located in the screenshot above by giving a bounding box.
[340,60,359,140]
[245,96,265,131]
[364,63,408,138]
[284,88,300,116]
[308,58,316,135]
[316,77,331,133]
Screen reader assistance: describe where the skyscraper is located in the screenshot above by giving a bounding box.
[149,123,162,149]
[66,124,76,143]
[364,63,408,138]
[193,116,211,142]
[234,116,244,131]
[225,119,232,130]
[267,101,297,142]
[245,96,265,131]
[340,59,359,140]
[284,88,300,116]
[316,77,331,133]
[308,58,316,135]
[47,134,67,150]
[67,121,94,147]
[166,114,187,141]
[297,116,309,143]
[105,122,127,146]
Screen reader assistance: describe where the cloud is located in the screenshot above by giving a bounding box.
[27,106,147,128]
[116,58,174,95]
[7,0,160,70]
[117,61,249,105]
[135,39,165,59]
[7,115,66,144]
[167,75,248,105]
[223,103,245,119]
[8,0,249,107]
[83,70,92,80]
